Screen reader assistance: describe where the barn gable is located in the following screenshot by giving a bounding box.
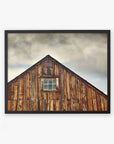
[8,55,107,112]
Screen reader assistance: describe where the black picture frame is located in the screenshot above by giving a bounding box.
[5,30,110,114]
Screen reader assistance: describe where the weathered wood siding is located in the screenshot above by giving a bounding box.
[8,56,107,111]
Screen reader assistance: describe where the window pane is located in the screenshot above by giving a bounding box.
[53,79,56,83]
[43,78,57,90]
[44,79,48,84]
[49,80,52,84]
[43,85,48,90]
[49,85,52,90]
[52,85,56,90]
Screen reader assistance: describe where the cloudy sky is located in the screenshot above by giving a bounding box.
[8,33,107,94]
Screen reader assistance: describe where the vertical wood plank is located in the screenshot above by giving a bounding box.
[64,69,67,111]
[8,83,14,101]
[92,90,97,111]
[29,72,31,110]
[22,75,26,111]
[75,78,80,111]
[25,100,30,111]
[82,83,87,111]
[100,96,105,111]
[12,100,17,111]
[56,100,60,111]
[71,99,76,111]
[34,66,38,111]
[50,100,54,111]
[60,67,64,110]
[12,81,18,111]
[103,97,107,111]
[31,69,37,111]
[67,72,70,100]
[43,99,46,111]
[46,96,50,111]
[96,92,101,111]
[79,81,83,111]
[17,77,24,111]
[87,86,93,111]
[77,79,81,111]
[26,73,30,100]
[55,64,59,75]
[40,100,43,111]
[8,100,12,111]
[67,100,71,111]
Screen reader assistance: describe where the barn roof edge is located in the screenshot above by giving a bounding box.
[8,55,107,97]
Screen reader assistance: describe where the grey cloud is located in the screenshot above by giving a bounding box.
[8,33,107,78]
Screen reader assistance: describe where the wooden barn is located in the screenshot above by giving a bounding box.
[7,55,108,112]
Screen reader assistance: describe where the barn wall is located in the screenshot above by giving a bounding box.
[8,58,107,111]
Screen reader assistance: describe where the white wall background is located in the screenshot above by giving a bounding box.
[0,0,113,144]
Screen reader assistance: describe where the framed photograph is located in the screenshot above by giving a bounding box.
[5,30,110,113]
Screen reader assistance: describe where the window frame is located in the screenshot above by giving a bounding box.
[42,77,59,91]
[43,78,56,91]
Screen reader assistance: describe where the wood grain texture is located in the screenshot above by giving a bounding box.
[8,56,108,112]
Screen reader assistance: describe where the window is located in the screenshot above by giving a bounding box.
[43,78,56,90]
